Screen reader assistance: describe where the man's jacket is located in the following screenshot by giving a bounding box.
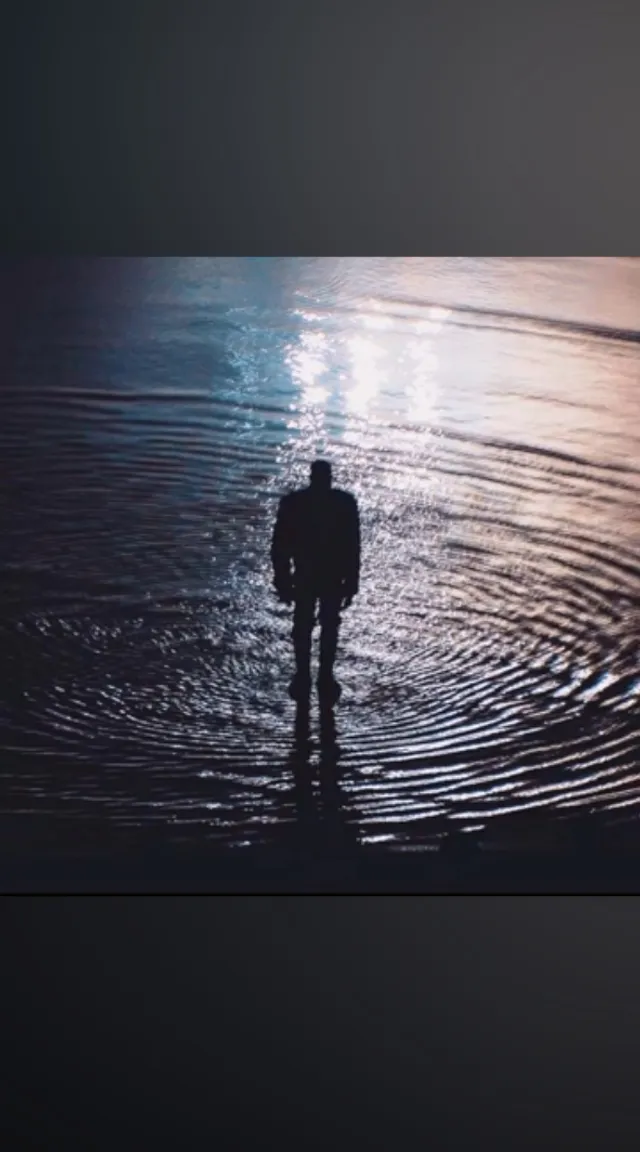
[271,486,361,599]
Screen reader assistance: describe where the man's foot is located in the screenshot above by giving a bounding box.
[289,674,311,701]
[317,674,341,704]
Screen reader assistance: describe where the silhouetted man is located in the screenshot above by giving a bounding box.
[271,460,360,702]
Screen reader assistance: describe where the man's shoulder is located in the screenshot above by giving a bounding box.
[332,488,358,508]
[280,486,357,509]
[280,489,303,506]
[278,488,308,516]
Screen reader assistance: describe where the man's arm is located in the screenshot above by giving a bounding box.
[271,496,294,603]
[342,494,361,607]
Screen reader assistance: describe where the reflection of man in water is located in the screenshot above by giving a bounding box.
[271,460,361,702]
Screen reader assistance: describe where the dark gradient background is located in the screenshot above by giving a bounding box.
[5,896,640,1148]
[3,2,640,253]
[4,4,640,1150]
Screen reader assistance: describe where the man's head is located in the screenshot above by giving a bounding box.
[310,459,332,491]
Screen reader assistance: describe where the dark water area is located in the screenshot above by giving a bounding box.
[2,257,640,865]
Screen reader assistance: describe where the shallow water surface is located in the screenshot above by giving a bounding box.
[2,257,640,853]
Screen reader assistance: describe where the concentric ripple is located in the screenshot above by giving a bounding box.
[1,257,640,853]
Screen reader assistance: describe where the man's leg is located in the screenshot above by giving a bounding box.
[291,595,316,698]
[318,595,342,699]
